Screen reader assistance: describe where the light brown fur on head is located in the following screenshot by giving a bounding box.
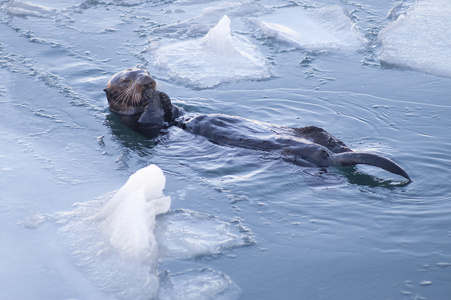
[104,68,156,115]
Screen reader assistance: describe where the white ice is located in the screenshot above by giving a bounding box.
[152,15,270,88]
[96,164,171,262]
[155,209,253,259]
[159,268,241,300]
[18,212,48,229]
[59,164,170,299]
[378,0,451,78]
[6,1,58,17]
[153,1,269,37]
[58,164,248,299]
[253,5,363,51]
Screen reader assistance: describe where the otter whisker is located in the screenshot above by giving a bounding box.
[112,88,128,102]
[134,89,142,105]
[124,88,134,106]
[126,84,142,106]
[113,82,131,105]
[113,81,141,106]
[113,91,125,102]
[128,82,142,106]
[115,91,128,105]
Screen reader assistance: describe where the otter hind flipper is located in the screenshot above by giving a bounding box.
[331,152,411,181]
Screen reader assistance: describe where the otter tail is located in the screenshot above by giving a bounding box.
[331,152,411,181]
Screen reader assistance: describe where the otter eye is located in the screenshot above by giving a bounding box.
[120,78,131,83]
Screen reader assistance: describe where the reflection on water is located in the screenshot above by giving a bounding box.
[105,113,161,151]
[339,166,411,189]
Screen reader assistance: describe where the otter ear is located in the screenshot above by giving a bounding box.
[103,87,109,93]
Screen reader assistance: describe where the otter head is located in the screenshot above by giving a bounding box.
[104,68,157,115]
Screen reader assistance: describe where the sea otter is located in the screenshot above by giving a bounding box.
[104,68,411,181]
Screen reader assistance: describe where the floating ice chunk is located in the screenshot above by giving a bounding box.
[6,1,57,18]
[97,165,169,221]
[253,6,363,51]
[198,1,268,21]
[201,14,234,50]
[58,164,170,299]
[154,1,269,37]
[57,165,250,299]
[386,2,411,20]
[378,0,451,78]
[152,15,270,88]
[155,209,254,259]
[97,164,171,262]
[159,268,241,300]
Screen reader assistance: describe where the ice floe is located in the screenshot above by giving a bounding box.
[58,165,168,299]
[156,209,253,259]
[57,164,249,299]
[159,268,241,300]
[96,165,171,262]
[153,1,269,37]
[151,15,270,88]
[5,1,58,18]
[252,5,363,51]
[378,0,451,78]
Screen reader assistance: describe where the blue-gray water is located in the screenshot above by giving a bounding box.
[1,0,450,299]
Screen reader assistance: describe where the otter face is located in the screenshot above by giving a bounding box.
[104,68,157,115]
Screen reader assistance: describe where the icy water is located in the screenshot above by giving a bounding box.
[1,0,451,299]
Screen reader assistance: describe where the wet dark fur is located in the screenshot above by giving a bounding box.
[293,126,351,153]
[104,69,411,181]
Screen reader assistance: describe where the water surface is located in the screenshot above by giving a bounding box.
[1,0,450,299]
